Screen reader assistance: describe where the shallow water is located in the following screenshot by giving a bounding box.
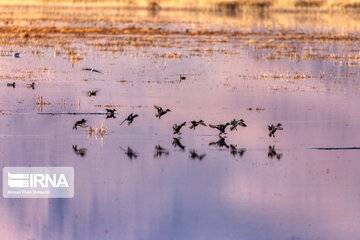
[0,5,360,240]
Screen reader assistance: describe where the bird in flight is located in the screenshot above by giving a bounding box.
[189,120,207,130]
[120,113,139,126]
[268,123,283,137]
[82,68,102,74]
[154,105,171,119]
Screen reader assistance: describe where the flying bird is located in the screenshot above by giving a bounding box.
[82,68,102,74]
[230,119,247,131]
[172,122,186,134]
[268,123,283,137]
[209,123,230,135]
[73,119,87,130]
[154,105,171,119]
[120,113,139,126]
[189,120,207,130]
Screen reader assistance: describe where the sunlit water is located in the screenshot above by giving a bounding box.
[0,5,360,240]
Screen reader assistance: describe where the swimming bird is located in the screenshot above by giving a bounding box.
[154,105,171,119]
[120,146,138,160]
[88,89,99,97]
[189,120,207,130]
[230,144,246,157]
[179,74,186,81]
[26,82,35,89]
[209,135,229,148]
[268,123,283,137]
[73,119,87,130]
[7,82,15,88]
[120,113,139,126]
[230,119,247,131]
[173,122,186,134]
[14,53,20,58]
[154,145,169,158]
[105,108,116,119]
[268,145,283,160]
[189,150,206,160]
[82,68,102,74]
[172,137,185,150]
[72,145,87,157]
[209,123,230,135]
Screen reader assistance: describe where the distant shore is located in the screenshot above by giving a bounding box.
[1,0,360,12]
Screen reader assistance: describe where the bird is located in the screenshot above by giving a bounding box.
[189,120,207,130]
[154,105,171,119]
[26,82,35,89]
[72,145,87,157]
[230,144,246,157]
[268,145,283,160]
[179,74,186,81]
[7,82,15,88]
[172,122,186,134]
[189,150,206,160]
[209,123,230,135]
[82,68,102,74]
[14,53,20,58]
[73,119,87,130]
[120,113,139,126]
[230,119,247,131]
[209,135,229,148]
[105,109,116,119]
[172,137,185,151]
[88,89,99,97]
[268,123,283,137]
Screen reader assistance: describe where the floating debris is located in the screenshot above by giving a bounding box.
[88,123,107,137]
[179,74,186,81]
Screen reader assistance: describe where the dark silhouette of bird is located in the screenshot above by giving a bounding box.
[230,119,247,131]
[179,74,186,81]
[209,123,230,135]
[189,120,207,130]
[154,105,171,119]
[154,145,169,158]
[230,144,246,157]
[88,89,99,97]
[209,135,229,148]
[14,53,21,58]
[72,145,87,157]
[82,68,102,74]
[105,109,116,119]
[120,113,139,126]
[268,145,283,160]
[173,122,186,134]
[26,82,35,89]
[189,150,206,160]
[7,82,15,88]
[172,137,185,151]
[120,146,138,160]
[73,119,87,130]
[268,123,283,137]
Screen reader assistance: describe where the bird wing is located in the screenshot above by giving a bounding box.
[154,105,162,111]
[209,124,217,129]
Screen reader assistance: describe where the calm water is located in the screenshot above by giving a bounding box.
[0,5,360,240]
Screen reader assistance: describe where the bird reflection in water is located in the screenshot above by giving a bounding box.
[230,144,246,157]
[72,145,87,157]
[172,137,185,151]
[209,135,229,148]
[154,145,169,159]
[268,145,283,160]
[120,146,138,160]
[189,150,206,161]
